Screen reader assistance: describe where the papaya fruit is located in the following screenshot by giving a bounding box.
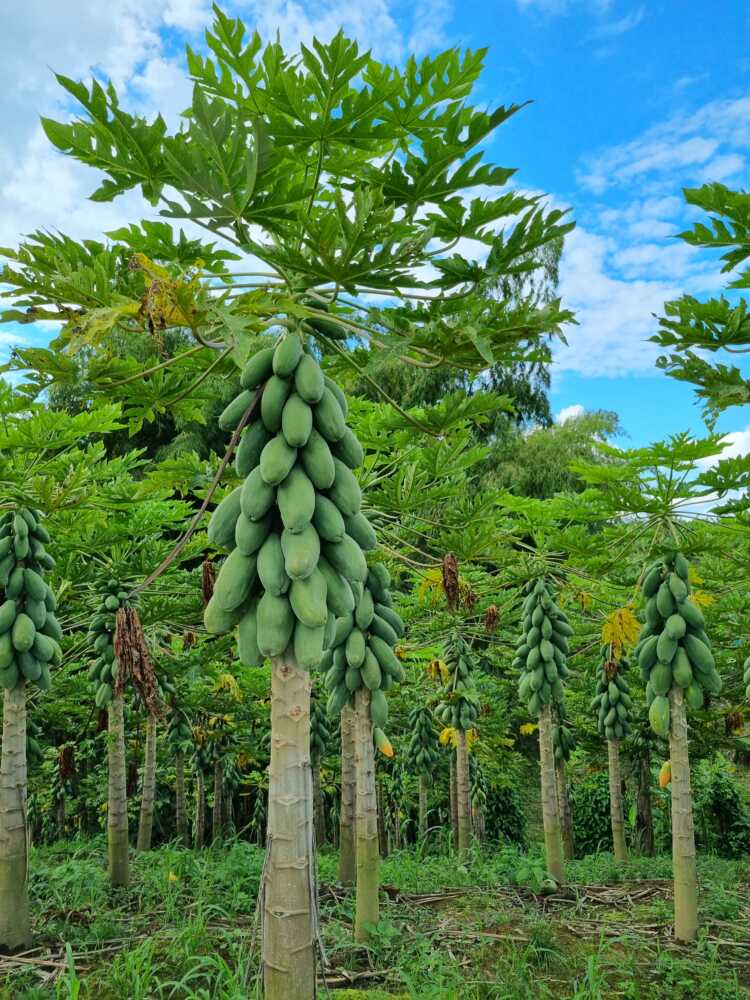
[343,512,376,551]
[261,375,292,433]
[235,511,272,556]
[239,606,262,667]
[235,421,271,477]
[293,620,325,669]
[327,458,361,517]
[325,376,348,417]
[240,466,276,521]
[370,614,398,646]
[361,649,382,691]
[656,582,675,618]
[656,631,677,664]
[332,614,354,648]
[668,572,688,602]
[323,535,368,583]
[369,634,401,677]
[331,427,364,469]
[375,603,404,637]
[26,599,47,630]
[212,549,258,611]
[665,613,686,640]
[370,688,388,728]
[683,633,714,673]
[19,652,41,681]
[257,534,290,596]
[642,563,662,597]
[282,393,313,448]
[345,627,366,668]
[289,569,328,627]
[256,592,295,656]
[313,494,345,542]
[318,557,355,617]
[638,635,659,672]
[0,599,16,634]
[300,428,336,490]
[260,434,297,486]
[204,594,243,635]
[218,389,255,431]
[23,568,46,602]
[282,525,320,580]
[345,665,362,692]
[649,695,670,737]
[678,599,704,630]
[208,486,242,550]
[11,614,35,653]
[650,662,672,697]
[674,552,690,581]
[354,588,375,630]
[273,334,303,377]
[241,347,275,389]
[294,354,326,403]
[313,387,347,442]
[31,633,54,663]
[277,466,315,533]
[672,647,693,688]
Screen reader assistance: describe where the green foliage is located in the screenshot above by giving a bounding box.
[569,771,620,857]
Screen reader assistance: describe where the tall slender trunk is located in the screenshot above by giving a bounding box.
[538,705,564,883]
[136,716,157,852]
[227,789,235,834]
[56,793,66,839]
[312,749,326,847]
[636,752,655,856]
[175,751,187,846]
[455,731,471,856]
[449,756,458,848]
[338,705,356,884]
[263,654,315,1000]
[107,694,129,887]
[418,775,428,842]
[0,684,30,951]
[195,771,206,849]
[669,688,698,942]
[353,689,379,941]
[212,757,223,843]
[555,757,574,861]
[607,740,628,864]
[377,782,388,857]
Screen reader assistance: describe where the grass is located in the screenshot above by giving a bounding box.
[0,838,748,998]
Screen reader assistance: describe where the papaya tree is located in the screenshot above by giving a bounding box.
[1,12,575,992]
[167,702,193,845]
[310,690,331,846]
[337,704,356,884]
[551,707,575,861]
[515,575,573,883]
[405,705,440,840]
[591,647,633,863]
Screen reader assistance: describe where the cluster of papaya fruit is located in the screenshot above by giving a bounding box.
[167,705,193,748]
[205,333,404,743]
[437,633,480,732]
[323,561,405,751]
[310,694,331,757]
[552,715,576,762]
[515,578,572,716]
[86,581,129,708]
[635,551,718,738]
[0,509,62,690]
[469,754,488,814]
[27,717,44,764]
[406,706,440,776]
[591,652,633,742]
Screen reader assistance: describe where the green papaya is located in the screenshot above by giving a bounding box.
[313,494,345,543]
[289,569,328,627]
[668,572,688,602]
[257,591,295,656]
[685,681,703,710]
[672,647,693,689]
[360,649,382,691]
[235,421,271,477]
[369,635,401,677]
[327,683,351,716]
[665,613,686,640]
[701,667,722,695]
[218,389,255,431]
[235,511,272,556]
[294,353,326,403]
[26,599,47,630]
[260,434,297,486]
[638,635,659,672]
[649,695,670,737]
[656,631,677,664]
[282,393,313,448]
[323,535,368,583]
[325,376,348,417]
[370,688,388,728]
[281,525,320,580]
[345,627,366,668]
[208,486,242,550]
[31,633,54,663]
[656,582,675,618]
[678,599,704,630]
[213,549,258,611]
[273,334,303,378]
[261,375,292,433]
[95,682,113,708]
[257,534,290,596]
[18,652,41,681]
[241,347,275,389]
[370,614,398,646]
[240,466,276,521]
[327,459,361,517]
[355,588,375,630]
[674,552,690,581]
[642,563,662,597]
[343,512,376,551]
[318,557,355,617]
[375,603,404,638]
[23,569,46,603]
[6,566,25,600]
[683,633,714,673]
[300,428,336,490]
[293,620,326,669]
[11,614,35,653]
[277,466,315,533]
[0,600,16,634]
[313,387,346,442]
[204,594,243,635]
[333,614,354,648]
[331,427,364,469]
[650,662,672,697]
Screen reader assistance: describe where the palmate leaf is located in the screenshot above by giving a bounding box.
[105,221,240,273]
[0,402,124,452]
[679,183,750,275]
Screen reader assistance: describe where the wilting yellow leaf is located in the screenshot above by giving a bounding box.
[519,722,538,736]
[691,589,714,608]
[427,658,449,683]
[439,727,458,748]
[168,872,179,883]
[466,728,479,748]
[213,672,242,701]
[602,605,641,658]
[688,566,704,586]
[417,568,444,605]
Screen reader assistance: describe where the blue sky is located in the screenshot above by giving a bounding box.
[1,0,749,454]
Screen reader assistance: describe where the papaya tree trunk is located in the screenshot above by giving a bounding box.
[56,792,66,839]
[555,757,575,861]
[607,739,628,864]
[449,755,458,848]
[353,688,379,942]
[455,731,471,856]
[212,757,223,843]
[636,752,655,856]
[195,771,206,849]
[175,751,187,846]
[107,694,129,887]
[418,775,428,841]
[312,749,326,847]
[538,705,564,882]
[136,715,157,852]
[338,705,356,884]
[669,688,698,942]
[0,684,30,951]
[377,781,388,857]
[263,654,315,1000]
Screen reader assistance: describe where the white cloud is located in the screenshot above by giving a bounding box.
[517,0,613,12]
[556,403,585,423]
[592,5,644,37]
[696,428,750,470]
